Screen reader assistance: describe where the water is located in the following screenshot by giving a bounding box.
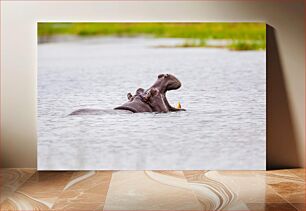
[38,37,266,170]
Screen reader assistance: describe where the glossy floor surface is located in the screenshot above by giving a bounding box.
[0,169,304,210]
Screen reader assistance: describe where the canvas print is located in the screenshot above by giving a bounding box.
[37,23,266,170]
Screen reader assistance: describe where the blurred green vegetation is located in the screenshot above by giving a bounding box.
[229,40,266,50]
[178,39,207,48]
[38,23,266,50]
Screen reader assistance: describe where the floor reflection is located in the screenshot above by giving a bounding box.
[0,169,304,210]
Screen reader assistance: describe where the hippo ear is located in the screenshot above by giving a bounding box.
[165,74,169,78]
[158,74,164,79]
[136,88,144,95]
[127,93,133,101]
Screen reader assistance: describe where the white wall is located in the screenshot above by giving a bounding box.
[1,1,304,168]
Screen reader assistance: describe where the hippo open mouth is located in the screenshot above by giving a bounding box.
[114,74,185,113]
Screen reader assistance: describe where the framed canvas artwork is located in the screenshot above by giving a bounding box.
[37,23,266,170]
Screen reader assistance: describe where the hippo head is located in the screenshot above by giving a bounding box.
[147,74,185,112]
[152,74,182,93]
[115,74,185,113]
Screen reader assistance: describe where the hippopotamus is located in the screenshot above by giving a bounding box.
[70,74,185,115]
[114,74,185,113]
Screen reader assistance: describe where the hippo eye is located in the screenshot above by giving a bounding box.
[165,74,169,78]
[158,74,164,79]
[150,88,158,96]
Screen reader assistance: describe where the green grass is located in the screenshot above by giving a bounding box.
[38,23,266,50]
[177,39,207,48]
[228,40,266,51]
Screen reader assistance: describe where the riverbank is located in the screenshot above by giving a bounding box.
[38,23,266,50]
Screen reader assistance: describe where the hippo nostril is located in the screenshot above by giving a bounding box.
[158,74,164,79]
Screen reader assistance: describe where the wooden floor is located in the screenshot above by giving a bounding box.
[0,169,304,210]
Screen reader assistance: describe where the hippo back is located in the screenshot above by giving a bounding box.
[114,97,153,113]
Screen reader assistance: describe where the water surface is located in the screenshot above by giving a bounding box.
[38,37,266,170]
